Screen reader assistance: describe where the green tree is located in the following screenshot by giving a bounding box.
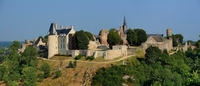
[175,34,184,44]
[21,46,38,67]
[40,62,50,78]
[67,61,74,68]
[107,28,120,48]
[55,70,62,78]
[22,67,37,86]
[196,40,200,48]
[0,65,7,80]
[8,81,19,86]
[85,31,94,41]
[44,35,48,44]
[145,46,162,64]
[9,40,20,51]
[74,30,89,49]
[126,29,137,46]
[134,29,147,46]
[172,35,178,47]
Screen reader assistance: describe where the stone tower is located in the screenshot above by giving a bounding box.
[122,16,128,34]
[166,29,172,37]
[48,23,58,58]
[99,29,108,46]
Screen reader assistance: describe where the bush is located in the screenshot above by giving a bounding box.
[73,60,77,67]
[8,81,19,86]
[37,73,44,82]
[127,77,134,83]
[74,54,83,60]
[86,56,94,60]
[67,61,74,68]
[55,70,62,78]
[40,62,50,78]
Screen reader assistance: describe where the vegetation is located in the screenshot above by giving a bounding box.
[67,61,74,68]
[85,31,94,41]
[55,70,62,78]
[74,30,89,50]
[74,54,83,60]
[126,29,137,46]
[126,28,147,46]
[172,34,184,47]
[0,41,51,86]
[40,62,51,78]
[107,28,121,49]
[86,56,94,60]
[92,44,200,86]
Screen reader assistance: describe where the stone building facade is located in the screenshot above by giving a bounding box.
[47,23,75,58]
[141,29,173,51]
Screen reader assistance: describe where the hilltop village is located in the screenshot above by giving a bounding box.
[1,16,199,86]
[20,16,194,59]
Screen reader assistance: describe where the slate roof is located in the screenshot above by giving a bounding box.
[56,28,72,35]
[151,36,163,42]
[48,23,72,35]
[48,23,56,35]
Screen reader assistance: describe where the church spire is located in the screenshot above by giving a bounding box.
[123,16,127,26]
[123,16,128,33]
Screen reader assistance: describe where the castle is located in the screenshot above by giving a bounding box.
[47,23,75,58]
[47,16,173,59]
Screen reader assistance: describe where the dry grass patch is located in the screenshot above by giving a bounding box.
[36,59,110,86]
[50,55,72,60]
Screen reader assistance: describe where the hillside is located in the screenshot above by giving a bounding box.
[37,58,110,86]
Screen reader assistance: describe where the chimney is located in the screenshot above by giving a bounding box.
[71,25,74,29]
[66,26,68,29]
[54,23,57,29]
[60,26,63,29]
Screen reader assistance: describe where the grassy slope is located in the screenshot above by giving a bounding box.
[37,58,111,86]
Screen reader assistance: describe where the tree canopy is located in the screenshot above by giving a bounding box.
[74,30,89,50]
[126,29,137,46]
[126,28,147,46]
[134,29,147,46]
[107,28,121,48]
[85,31,94,41]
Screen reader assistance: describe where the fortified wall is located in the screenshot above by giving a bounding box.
[58,45,134,60]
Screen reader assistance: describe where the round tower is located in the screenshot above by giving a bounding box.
[48,35,58,58]
[166,29,172,37]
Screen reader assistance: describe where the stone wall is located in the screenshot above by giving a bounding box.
[141,38,173,51]
[59,45,128,60]
[127,48,136,56]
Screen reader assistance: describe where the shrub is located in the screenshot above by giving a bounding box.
[74,54,83,60]
[67,61,74,68]
[73,60,77,67]
[86,56,94,60]
[37,73,44,82]
[55,70,62,78]
[40,62,50,78]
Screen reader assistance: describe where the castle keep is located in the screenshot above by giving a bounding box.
[48,23,75,58]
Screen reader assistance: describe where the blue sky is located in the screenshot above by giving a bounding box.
[0,0,200,41]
